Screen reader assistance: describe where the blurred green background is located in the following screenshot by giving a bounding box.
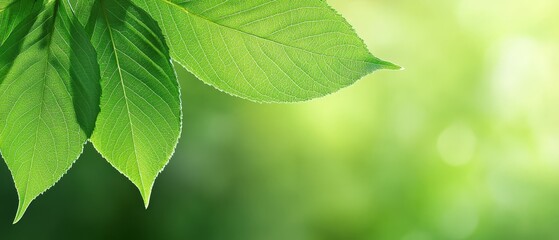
[2,0,559,239]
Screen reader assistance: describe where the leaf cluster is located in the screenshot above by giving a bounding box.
[0,0,397,223]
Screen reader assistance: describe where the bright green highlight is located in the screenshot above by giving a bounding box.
[134,0,399,103]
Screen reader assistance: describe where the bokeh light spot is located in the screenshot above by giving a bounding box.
[437,122,477,166]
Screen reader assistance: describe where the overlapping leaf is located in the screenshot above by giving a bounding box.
[0,0,100,223]
[0,0,44,45]
[86,0,181,207]
[0,0,396,222]
[133,0,399,102]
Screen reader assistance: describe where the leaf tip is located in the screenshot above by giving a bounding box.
[377,59,403,71]
[139,185,152,209]
[142,196,151,209]
[13,201,30,224]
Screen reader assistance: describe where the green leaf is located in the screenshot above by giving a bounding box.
[67,0,95,26]
[86,0,181,207]
[0,0,100,223]
[0,0,44,45]
[133,0,399,103]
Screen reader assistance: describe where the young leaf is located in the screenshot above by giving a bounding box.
[86,0,181,207]
[0,0,100,223]
[133,0,399,103]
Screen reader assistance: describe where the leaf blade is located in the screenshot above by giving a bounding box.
[134,0,399,102]
[0,0,100,223]
[87,0,181,207]
[0,0,44,45]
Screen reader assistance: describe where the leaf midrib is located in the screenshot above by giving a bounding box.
[20,0,59,211]
[161,0,385,66]
[100,0,146,193]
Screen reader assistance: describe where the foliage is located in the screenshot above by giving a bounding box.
[0,0,396,222]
